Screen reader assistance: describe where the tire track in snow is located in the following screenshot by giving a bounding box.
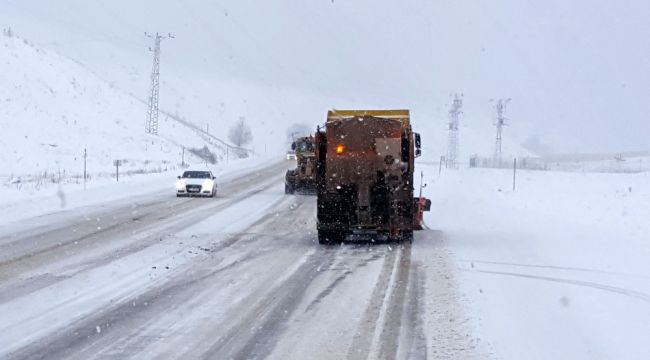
[379,243,427,359]
[475,269,650,303]
[346,246,399,360]
[7,250,266,360]
[394,261,428,360]
[378,244,413,360]
[301,245,387,315]
[4,190,302,360]
[303,270,354,314]
[343,243,426,360]
[464,259,650,280]
[199,248,337,360]
[0,183,273,304]
[0,160,287,264]
[77,195,315,360]
[0,163,288,301]
[0,197,188,265]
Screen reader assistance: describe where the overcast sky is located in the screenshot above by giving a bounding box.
[2,0,649,153]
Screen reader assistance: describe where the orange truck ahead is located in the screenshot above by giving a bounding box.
[314,110,429,244]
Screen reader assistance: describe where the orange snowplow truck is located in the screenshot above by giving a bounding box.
[315,109,428,244]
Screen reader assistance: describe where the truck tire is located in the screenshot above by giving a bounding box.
[318,230,343,245]
[401,230,413,243]
[389,230,413,243]
[285,182,294,194]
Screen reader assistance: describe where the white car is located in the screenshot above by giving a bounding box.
[286,150,296,160]
[176,170,217,197]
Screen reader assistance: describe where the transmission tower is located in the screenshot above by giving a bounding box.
[445,94,463,169]
[145,32,173,135]
[493,98,510,165]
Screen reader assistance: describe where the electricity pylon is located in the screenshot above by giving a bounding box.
[145,32,173,135]
[446,94,463,169]
[493,98,510,166]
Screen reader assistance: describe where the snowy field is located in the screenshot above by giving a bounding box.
[420,164,650,359]
[0,155,281,227]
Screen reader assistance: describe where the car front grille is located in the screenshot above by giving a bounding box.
[186,184,202,193]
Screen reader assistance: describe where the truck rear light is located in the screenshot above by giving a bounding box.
[336,144,345,154]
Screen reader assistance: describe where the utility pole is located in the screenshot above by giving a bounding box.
[512,158,517,191]
[419,171,427,198]
[493,98,511,167]
[114,160,122,182]
[445,93,463,169]
[145,32,174,135]
[83,148,87,190]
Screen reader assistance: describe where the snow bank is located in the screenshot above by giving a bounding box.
[0,153,281,228]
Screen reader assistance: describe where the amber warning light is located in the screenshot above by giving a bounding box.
[336,144,345,154]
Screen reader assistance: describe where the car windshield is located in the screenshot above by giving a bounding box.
[297,141,313,152]
[181,171,211,179]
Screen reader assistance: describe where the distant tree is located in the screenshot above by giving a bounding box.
[228,117,253,147]
[2,27,13,38]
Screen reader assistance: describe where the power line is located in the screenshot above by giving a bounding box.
[445,93,463,169]
[145,32,174,135]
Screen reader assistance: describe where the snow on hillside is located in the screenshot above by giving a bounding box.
[0,32,248,182]
[418,166,650,359]
[1,26,531,196]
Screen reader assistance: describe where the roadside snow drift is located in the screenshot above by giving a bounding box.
[421,165,650,359]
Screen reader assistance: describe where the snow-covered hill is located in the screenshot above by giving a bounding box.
[0,29,530,183]
[0,33,249,179]
[0,0,548,175]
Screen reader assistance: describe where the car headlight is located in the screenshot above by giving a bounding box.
[176,180,185,190]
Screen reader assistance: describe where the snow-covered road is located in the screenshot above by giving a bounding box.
[0,161,482,360]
